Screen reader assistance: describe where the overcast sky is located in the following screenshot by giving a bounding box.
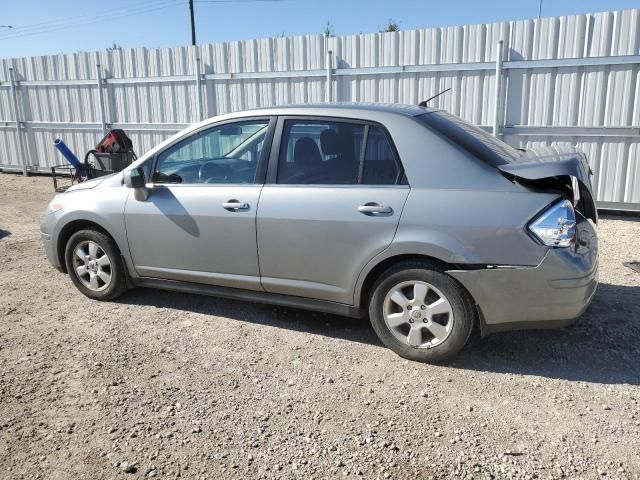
[1,0,638,59]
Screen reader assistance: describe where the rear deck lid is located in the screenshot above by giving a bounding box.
[498,146,597,222]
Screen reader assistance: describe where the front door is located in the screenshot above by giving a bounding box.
[124,118,273,291]
[257,118,410,304]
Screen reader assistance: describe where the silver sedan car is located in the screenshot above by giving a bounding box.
[41,104,598,362]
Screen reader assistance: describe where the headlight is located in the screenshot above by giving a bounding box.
[47,201,64,214]
[529,199,576,247]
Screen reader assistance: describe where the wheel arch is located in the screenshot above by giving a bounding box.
[56,219,120,274]
[356,253,484,333]
[357,253,455,309]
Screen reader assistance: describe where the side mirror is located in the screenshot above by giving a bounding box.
[124,167,150,201]
[124,167,146,188]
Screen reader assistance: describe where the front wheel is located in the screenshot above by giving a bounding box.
[368,262,474,363]
[64,229,127,301]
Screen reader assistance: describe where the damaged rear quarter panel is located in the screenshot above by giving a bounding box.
[498,146,597,222]
[394,188,558,267]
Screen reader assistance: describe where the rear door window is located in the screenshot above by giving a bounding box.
[276,119,401,185]
[361,126,401,185]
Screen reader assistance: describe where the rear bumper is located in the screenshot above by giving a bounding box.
[448,220,598,333]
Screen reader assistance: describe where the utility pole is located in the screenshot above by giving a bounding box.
[189,0,196,46]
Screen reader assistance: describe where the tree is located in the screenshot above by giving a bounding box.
[382,19,400,32]
[107,42,122,51]
[323,21,334,36]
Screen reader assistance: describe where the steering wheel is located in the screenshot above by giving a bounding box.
[198,161,232,183]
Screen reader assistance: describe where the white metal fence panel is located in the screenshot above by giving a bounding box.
[1,8,639,209]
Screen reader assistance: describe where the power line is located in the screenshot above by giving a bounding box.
[0,0,175,36]
[1,0,296,46]
[0,0,184,41]
[0,1,182,40]
[0,0,178,35]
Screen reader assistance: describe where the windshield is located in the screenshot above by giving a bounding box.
[418,111,520,166]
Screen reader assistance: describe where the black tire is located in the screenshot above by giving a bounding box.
[368,261,474,363]
[64,229,128,301]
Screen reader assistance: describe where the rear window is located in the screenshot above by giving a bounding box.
[417,111,520,166]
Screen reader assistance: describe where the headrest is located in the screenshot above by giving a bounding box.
[293,137,321,165]
[320,129,340,156]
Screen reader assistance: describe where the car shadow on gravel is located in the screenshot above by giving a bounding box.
[118,288,382,346]
[119,281,639,385]
[455,282,640,385]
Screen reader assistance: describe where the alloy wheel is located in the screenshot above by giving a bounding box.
[382,280,454,349]
[72,240,112,292]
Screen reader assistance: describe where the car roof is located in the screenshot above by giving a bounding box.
[134,103,437,164]
[223,102,437,119]
[181,102,438,137]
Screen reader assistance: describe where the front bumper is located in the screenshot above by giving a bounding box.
[448,219,598,334]
[41,231,64,272]
[41,212,64,272]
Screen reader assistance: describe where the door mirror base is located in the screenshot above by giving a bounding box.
[133,187,150,201]
[124,167,150,201]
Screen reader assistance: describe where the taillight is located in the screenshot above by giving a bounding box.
[529,199,576,247]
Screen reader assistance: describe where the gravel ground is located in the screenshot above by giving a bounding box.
[0,172,639,480]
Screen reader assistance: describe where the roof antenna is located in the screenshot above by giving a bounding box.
[418,87,451,107]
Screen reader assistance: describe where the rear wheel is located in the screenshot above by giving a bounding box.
[64,229,127,301]
[368,261,474,362]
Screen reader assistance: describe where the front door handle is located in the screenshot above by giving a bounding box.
[358,203,393,215]
[222,200,250,211]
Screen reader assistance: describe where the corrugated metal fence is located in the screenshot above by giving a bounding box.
[1,8,639,209]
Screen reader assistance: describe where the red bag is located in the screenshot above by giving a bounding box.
[95,129,133,154]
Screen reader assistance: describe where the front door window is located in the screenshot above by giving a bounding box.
[154,120,270,184]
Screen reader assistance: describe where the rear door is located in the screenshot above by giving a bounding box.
[256,116,410,304]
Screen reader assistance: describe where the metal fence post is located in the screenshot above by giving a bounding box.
[492,40,504,137]
[8,67,28,176]
[96,64,108,136]
[195,48,203,121]
[325,34,333,103]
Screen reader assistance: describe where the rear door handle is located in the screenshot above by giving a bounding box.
[222,200,250,211]
[358,203,393,215]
